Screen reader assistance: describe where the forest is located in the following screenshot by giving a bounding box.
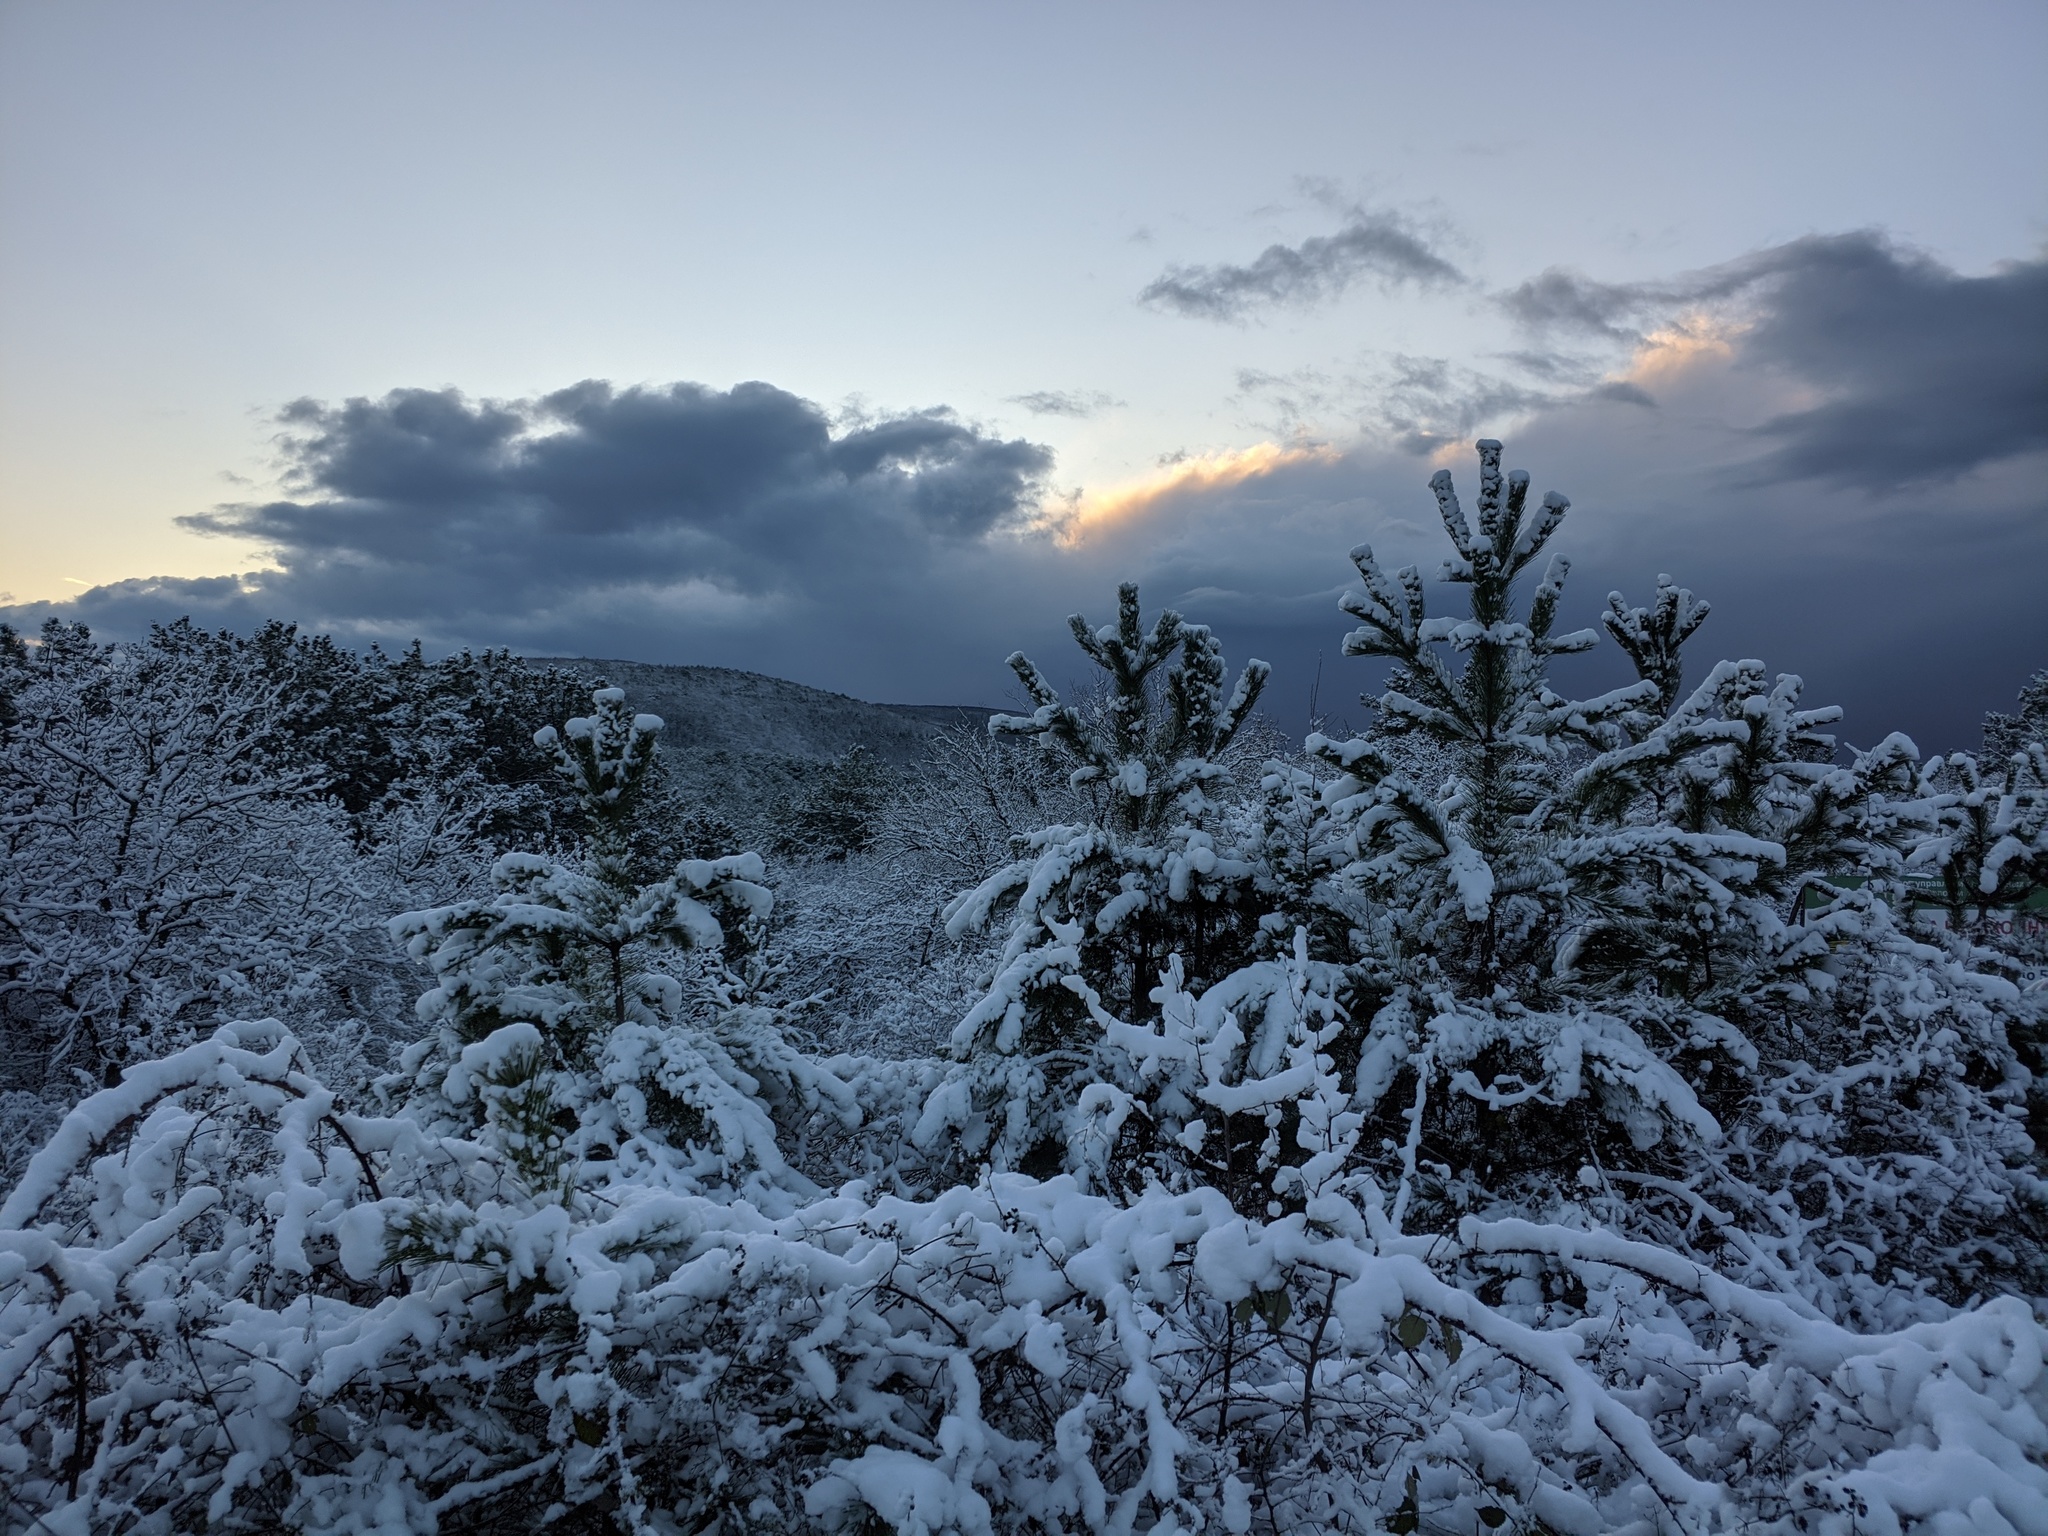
[2,441,2045,1534]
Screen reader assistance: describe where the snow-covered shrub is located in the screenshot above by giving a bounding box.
[5,1019,2044,1534]
[0,619,370,1094]
[773,724,1098,1057]
[1907,669,2048,1184]
[1984,668,2048,767]
[772,746,896,862]
[1300,441,2044,1315]
[0,619,604,1193]
[761,852,990,1059]
[1913,743,2048,933]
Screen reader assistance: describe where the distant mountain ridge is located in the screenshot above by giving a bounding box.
[522,656,998,766]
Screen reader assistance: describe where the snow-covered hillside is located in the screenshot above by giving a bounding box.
[523,655,994,767]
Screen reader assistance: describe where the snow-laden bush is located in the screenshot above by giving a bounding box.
[0,620,370,1094]
[4,1012,2043,1533]
[387,688,857,1205]
[0,618,601,1193]
[1913,741,2048,935]
[1283,444,2044,1319]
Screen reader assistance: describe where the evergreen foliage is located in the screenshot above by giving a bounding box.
[389,687,847,1198]
[1984,668,2048,764]
[1915,668,2048,930]
[919,585,1272,1183]
[1299,445,2038,1317]
[775,746,894,861]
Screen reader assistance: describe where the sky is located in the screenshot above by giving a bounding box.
[2,0,2044,751]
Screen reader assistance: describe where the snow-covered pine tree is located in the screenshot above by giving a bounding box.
[920,583,1271,1185]
[1908,671,2048,1169]
[1984,667,2048,763]
[1599,572,1712,718]
[1310,440,2042,1316]
[1913,669,2048,933]
[1557,657,2046,1312]
[1314,439,1652,994]
[775,744,893,861]
[388,686,851,1201]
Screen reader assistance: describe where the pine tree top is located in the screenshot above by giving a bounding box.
[990,581,1269,834]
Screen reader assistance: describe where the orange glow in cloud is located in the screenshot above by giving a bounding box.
[1619,312,1742,389]
[1053,441,1339,545]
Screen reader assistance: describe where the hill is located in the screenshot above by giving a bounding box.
[522,656,996,766]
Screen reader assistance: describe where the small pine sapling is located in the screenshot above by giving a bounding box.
[1316,439,1648,994]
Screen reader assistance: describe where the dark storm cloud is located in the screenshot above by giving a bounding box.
[1501,234,2048,491]
[170,380,1052,613]
[22,575,278,641]
[1139,211,1465,321]
[8,381,1060,694]
[1008,390,1123,419]
[1733,239,2048,489]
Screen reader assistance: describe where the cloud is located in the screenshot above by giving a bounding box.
[1139,210,1465,321]
[1497,268,1674,341]
[1007,389,1124,419]
[1501,234,2048,490]
[1360,357,1571,457]
[1234,355,1622,457]
[1734,239,2048,489]
[21,382,1058,691]
[181,379,1052,591]
[1054,441,1345,546]
[19,372,2040,753]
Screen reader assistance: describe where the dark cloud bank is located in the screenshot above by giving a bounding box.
[1499,232,2048,490]
[14,234,2045,754]
[34,382,1070,700]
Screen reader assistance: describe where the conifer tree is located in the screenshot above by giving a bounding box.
[922,584,1270,1181]
[390,687,849,1198]
[1600,573,1711,718]
[1983,667,2048,763]
[1309,441,2039,1310]
[776,744,892,860]
[1315,439,1650,992]
[1915,668,2048,931]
